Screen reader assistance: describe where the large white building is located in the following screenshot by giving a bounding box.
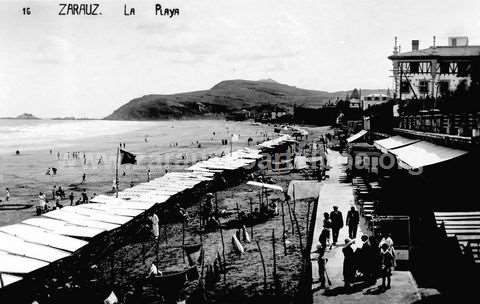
[389,37,480,100]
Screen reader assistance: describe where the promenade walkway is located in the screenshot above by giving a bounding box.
[310,149,421,304]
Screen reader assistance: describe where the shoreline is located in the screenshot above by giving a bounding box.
[0,120,275,227]
[0,124,327,303]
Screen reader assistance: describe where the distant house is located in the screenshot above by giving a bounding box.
[362,94,390,110]
[349,98,362,109]
[226,109,251,121]
[389,36,480,99]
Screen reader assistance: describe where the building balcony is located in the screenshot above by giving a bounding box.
[395,110,480,146]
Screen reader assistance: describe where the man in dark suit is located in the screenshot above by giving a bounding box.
[330,206,344,245]
[346,206,360,239]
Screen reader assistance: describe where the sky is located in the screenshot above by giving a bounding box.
[1,0,480,118]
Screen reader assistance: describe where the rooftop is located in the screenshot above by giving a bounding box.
[389,46,480,60]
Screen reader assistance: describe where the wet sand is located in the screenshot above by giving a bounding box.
[0,120,274,227]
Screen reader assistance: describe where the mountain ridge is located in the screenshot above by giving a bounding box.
[105,79,386,120]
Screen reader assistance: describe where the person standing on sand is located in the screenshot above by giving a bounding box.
[5,188,10,202]
[147,169,151,182]
[69,192,74,206]
[81,189,88,204]
[150,212,159,240]
[52,185,57,200]
[38,192,47,212]
[81,173,86,184]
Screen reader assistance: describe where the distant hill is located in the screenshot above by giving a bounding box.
[105,79,386,120]
[4,113,41,120]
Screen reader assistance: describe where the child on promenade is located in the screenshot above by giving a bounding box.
[380,242,394,289]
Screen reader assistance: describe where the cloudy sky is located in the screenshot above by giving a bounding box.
[1,0,479,118]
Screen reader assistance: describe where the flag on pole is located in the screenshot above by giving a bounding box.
[231,134,240,142]
[120,149,137,165]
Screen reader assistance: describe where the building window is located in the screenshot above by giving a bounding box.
[419,62,431,73]
[409,62,420,74]
[439,62,450,74]
[399,62,409,73]
[457,62,470,77]
[418,80,429,94]
[400,81,410,94]
[438,81,450,96]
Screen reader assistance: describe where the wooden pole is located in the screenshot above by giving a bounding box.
[306,200,311,245]
[156,238,160,265]
[281,200,287,255]
[249,198,254,239]
[256,240,268,293]
[115,147,119,198]
[286,197,295,236]
[215,192,219,215]
[272,229,277,294]
[219,218,227,282]
[292,184,296,212]
[258,190,262,209]
[200,248,206,282]
[182,220,186,263]
[288,199,304,255]
[236,202,241,235]
[164,223,168,245]
[199,199,203,229]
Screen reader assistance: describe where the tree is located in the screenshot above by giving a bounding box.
[350,88,360,99]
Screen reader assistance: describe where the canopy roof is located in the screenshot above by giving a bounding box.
[247,181,284,192]
[346,130,367,143]
[390,141,468,169]
[374,136,420,154]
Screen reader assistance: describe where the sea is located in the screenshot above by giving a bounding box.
[0,119,268,155]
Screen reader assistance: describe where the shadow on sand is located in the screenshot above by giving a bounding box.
[318,281,378,296]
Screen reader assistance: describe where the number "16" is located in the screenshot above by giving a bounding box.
[22,7,31,15]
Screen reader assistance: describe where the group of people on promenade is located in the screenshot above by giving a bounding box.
[316,205,396,291]
[318,206,360,249]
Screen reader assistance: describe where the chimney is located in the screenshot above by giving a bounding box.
[448,36,469,47]
[393,36,399,55]
[412,40,419,51]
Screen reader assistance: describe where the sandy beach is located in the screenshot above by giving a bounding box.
[0,119,274,227]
